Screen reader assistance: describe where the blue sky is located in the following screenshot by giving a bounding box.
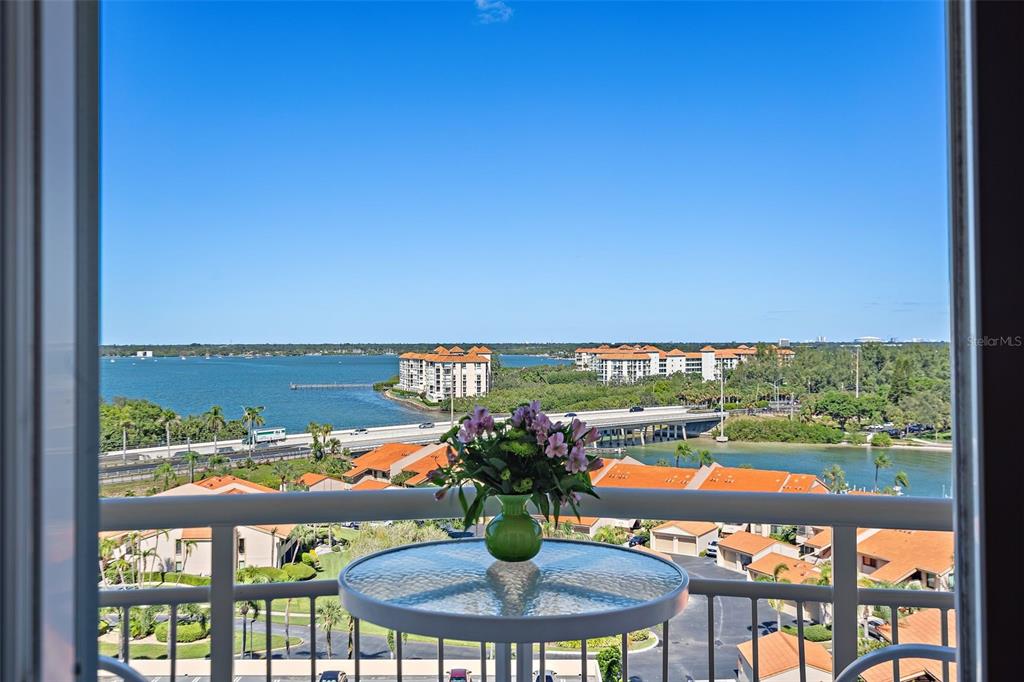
[101,1,950,344]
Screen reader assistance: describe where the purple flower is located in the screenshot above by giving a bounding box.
[463,406,494,437]
[589,457,605,472]
[458,424,475,444]
[545,431,568,459]
[532,413,553,445]
[434,488,447,501]
[570,418,588,442]
[583,425,601,446]
[511,401,541,428]
[427,468,445,483]
[565,444,588,473]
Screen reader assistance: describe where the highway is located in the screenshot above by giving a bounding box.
[98,406,724,482]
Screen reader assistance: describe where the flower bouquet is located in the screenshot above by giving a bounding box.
[428,402,604,561]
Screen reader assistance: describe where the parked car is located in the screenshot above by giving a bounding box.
[318,672,348,682]
[419,421,435,429]
[564,412,577,418]
[352,427,368,434]
[448,668,472,682]
[865,616,886,641]
[534,670,556,682]
[629,406,645,413]
[706,540,719,558]
[628,534,648,547]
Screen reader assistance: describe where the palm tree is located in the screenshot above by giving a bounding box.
[206,453,229,476]
[205,406,227,456]
[272,461,294,491]
[116,410,134,464]
[153,460,176,491]
[894,470,911,492]
[822,464,847,493]
[812,561,833,624]
[317,601,346,659]
[872,452,892,491]
[674,442,692,467]
[183,451,202,483]
[755,563,791,632]
[242,406,265,453]
[98,537,118,587]
[176,539,197,582]
[158,410,181,458]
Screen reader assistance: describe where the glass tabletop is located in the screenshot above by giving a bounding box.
[341,538,686,619]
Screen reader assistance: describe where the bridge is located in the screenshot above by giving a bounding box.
[98,406,725,480]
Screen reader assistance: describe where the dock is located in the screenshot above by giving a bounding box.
[289,383,371,390]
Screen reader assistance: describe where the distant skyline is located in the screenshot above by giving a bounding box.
[102,1,951,344]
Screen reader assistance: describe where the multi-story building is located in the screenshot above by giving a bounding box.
[574,343,794,383]
[398,345,492,401]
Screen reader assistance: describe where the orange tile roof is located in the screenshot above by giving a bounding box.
[296,472,328,487]
[780,473,828,493]
[718,530,777,556]
[858,529,955,577]
[399,350,490,363]
[804,528,832,548]
[351,478,390,490]
[593,462,696,489]
[861,610,957,682]
[653,520,719,537]
[194,475,277,494]
[345,442,423,481]
[596,353,652,361]
[746,552,821,584]
[398,444,453,486]
[181,527,212,541]
[698,467,791,493]
[701,345,716,351]
[666,348,686,356]
[737,631,831,678]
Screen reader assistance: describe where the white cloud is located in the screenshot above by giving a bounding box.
[475,0,513,24]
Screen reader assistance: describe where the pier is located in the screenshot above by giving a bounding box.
[289,382,371,390]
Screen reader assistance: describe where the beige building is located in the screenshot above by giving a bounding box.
[717,531,799,573]
[575,343,794,383]
[650,520,719,556]
[397,345,492,401]
[295,472,347,492]
[106,476,297,576]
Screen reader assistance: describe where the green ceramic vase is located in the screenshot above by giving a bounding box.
[484,494,543,562]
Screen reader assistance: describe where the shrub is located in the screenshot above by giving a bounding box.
[98,620,111,636]
[872,432,894,447]
[140,571,210,586]
[129,607,157,639]
[597,644,622,682]
[300,552,314,566]
[332,544,342,553]
[782,624,832,642]
[154,620,208,643]
[725,417,844,444]
[627,629,650,642]
[237,566,289,583]
[283,562,316,581]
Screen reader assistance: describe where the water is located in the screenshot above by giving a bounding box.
[100,354,569,432]
[625,440,953,498]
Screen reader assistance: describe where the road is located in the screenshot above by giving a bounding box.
[99,406,723,481]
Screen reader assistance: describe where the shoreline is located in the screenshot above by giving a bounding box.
[381,389,442,413]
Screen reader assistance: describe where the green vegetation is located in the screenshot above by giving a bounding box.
[373,375,400,391]
[154,620,208,643]
[781,624,832,642]
[102,342,585,358]
[872,432,894,447]
[597,644,622,682]
[98,631,298,660]
[593,526,629,545]
[553,630,651,651]
[725,417,844,443]
[100,397,248,452]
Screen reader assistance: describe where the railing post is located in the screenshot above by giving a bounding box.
[832,526,858,678]
[210,524,236,680]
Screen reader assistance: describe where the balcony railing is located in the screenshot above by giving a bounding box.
[98,488,954,681]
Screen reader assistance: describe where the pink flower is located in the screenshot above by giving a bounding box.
[545,431,568,459]
[532,413,553,445]
[565,444,588,473]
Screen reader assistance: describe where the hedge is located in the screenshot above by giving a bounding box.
[155,621,208,643]
[782,624,832,642]
[237,566,289,582]
[724,417,844,444]
[140,571,211,586]
[98,620,111,636]
[283,563,316,581]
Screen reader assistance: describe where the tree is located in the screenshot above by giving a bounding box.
[205,406,227,455]
[872,452,892,491]
[593,526,629,545]
[812,391,859,429]
[206,453,229,476]
[176,539,197,582]
[183,451,202,483]
[272,461,295,491]
[317,601,347,659]
[116,410,135,464]
[673,442,692,467]
[822,464,847,493]
[894,470,911,492]
[237,572,269,658]
[153,460,176,491]
[597,643,622,682]
[158,410,181,458]
[755,563,791,632]
[242,406,265,453]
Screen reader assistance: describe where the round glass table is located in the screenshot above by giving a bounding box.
[339,538,689,681]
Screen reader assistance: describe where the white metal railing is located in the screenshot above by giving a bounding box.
[98,488,955,682]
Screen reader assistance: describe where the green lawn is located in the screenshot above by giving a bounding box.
[98,631,300,659]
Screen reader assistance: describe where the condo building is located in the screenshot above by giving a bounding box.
[574,343,794,383]
[398,345,493,401]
